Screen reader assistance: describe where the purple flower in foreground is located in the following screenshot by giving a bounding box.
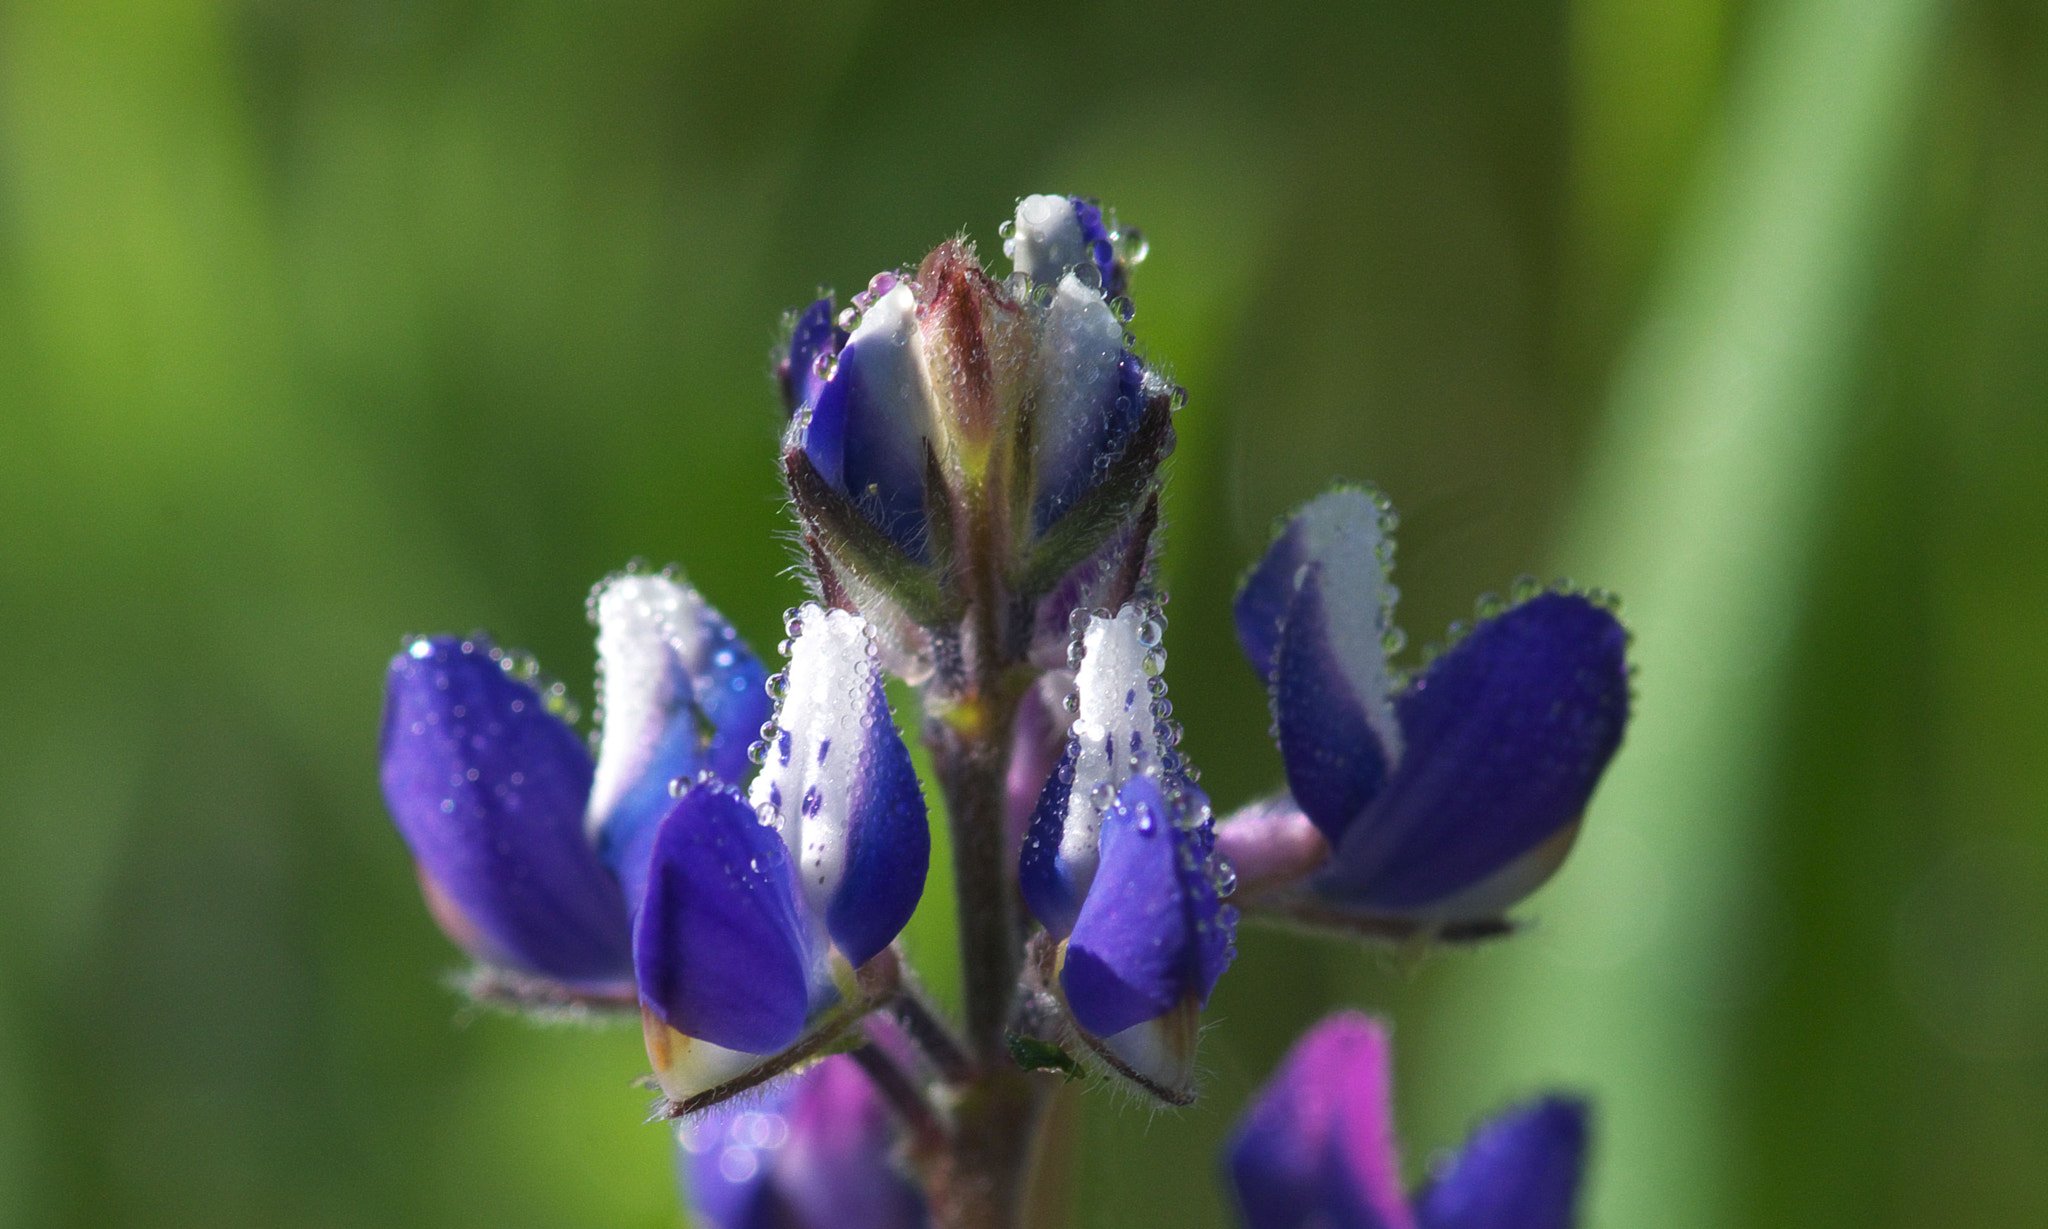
[376,571,928,1106]
[1019,602,1237,1101]
[1228,1013,1588,1229]
[1219,486,1631,932]
[681,1054,927,1229]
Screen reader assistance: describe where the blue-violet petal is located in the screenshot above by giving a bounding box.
[634,780,814,1054]
[1413,1097,1588,1229]
[1227,1012,1414,1229]
[1062,775,1235,1037]
[379,636,631,985]
[1318,593,1628,914]
[780,297,846,418]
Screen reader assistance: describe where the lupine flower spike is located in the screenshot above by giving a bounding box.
[1228,1012,1589,1229]
[1217,486,1633,940]
[377,194,1634,1229]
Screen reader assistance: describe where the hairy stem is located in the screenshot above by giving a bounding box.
[890,983,975,1085]
[932,702,1024,1061]
[921,692,1054,1229]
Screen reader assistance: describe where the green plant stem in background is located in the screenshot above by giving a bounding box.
[1417,0,1943,1226]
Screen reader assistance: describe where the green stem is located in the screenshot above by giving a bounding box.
[911,467,1056,1229]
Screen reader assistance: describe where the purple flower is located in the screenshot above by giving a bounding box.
[1223,487,1631,929]
[1019,603,1237,1101]
[639,601,930,1104]
[746,604,930,972]
[1227,1013,1588,1229]
[377,571,929,1105]
[680,1054,927,1229]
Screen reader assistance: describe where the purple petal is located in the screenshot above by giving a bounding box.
[1227,1013,1415,1229]
[1414,1098,1588,1229]
[1274,562,1399,843]
[1317,594,1629,916]
[801,281,934,558]
[378,636,631,985]
[749,604,929,969]
[1213,795,1331,899]
[1005,681,1071,869]
[588,572,770,915]
[1018,734,1082,938]
[1069,197,1124,296]
[634,781,815,1054]
[680,1056,927,1229]
[778,297,847,418]
[773,1058,929,1228]
[1061,775,1235,1037]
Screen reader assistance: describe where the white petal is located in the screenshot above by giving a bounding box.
[587,572,717,834]
[1034,273,1125,498]
[1011,194,1087,284]
[1056,603,1169,903]
[747,604,883,923]
[1291,489,1404,766]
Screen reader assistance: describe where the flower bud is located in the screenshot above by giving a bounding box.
[1020,603,1175,938]
[781,198,1176,680]
[1009,193,1130,298]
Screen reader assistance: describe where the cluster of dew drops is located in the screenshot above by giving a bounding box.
[732,605,890,830]
[1054,593,1240,909]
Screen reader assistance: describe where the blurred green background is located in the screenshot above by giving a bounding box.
[2,0,2045,1225]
